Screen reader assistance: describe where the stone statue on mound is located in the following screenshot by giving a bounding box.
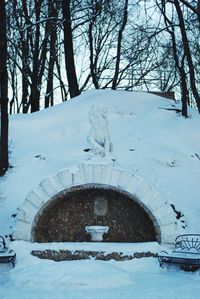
[87,105,113,157]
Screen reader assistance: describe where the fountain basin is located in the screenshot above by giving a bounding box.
[85,225,109,241]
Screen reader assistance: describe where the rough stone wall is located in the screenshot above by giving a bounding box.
[32,249,157,261]
[32,187,157,243]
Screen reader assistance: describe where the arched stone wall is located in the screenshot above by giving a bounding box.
[31,184,159,243]
[13,160,178,245]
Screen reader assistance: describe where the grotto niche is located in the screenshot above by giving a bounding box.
[31,185,159,243]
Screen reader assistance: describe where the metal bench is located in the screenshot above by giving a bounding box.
[0,236,16,267]
[158,234,200,271]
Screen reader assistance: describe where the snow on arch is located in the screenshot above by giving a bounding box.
[13,159,178,245]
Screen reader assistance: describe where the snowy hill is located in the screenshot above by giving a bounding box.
[0,89,200,237]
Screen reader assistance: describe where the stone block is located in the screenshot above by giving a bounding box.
[51,174,65,193]
[40,177,58,196]
[139,186,157,208]
[100,162,114,184]
[72,172,82,186]
[17,209,32,223]
[80,160,114,185]
[13,220,31,241]
[58,169,73,188]
[93,164,103,183]
[26,191,44,208]
[34,185,49,202]
[154,204,176,226]
[134,180,153,200]
[110,168,122,187]
[126,175,140,194]
[80,163,94,183]
[118,171,132,190]
[147,192,167,211]
[20,199,38,221]
[161,231,178,246]
[160,222,178,235]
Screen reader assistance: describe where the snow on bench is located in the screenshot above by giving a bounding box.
[158,234,200,271]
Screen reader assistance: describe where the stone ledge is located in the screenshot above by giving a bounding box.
[31,249,157,262]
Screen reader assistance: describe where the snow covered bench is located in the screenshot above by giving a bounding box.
[0,236,16,267]
[158,234,200,271]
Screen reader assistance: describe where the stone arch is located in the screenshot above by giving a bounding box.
[31,184,160,243]
[13,160,178,245]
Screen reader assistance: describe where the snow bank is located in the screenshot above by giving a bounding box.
[0,90,200,238]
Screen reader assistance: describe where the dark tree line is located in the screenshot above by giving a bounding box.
[3,0,200,115]
[5,0,200,116]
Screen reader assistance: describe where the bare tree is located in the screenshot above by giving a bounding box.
[45,0,58,108]
[173,0,200,113]
[0,0,9,175]
[158,0,189,117]
[7,0,62,112]
[62,0,80,98]
[112,0,128,89]
[5,0,200,114]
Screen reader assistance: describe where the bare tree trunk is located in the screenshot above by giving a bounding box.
[30,0,50,112]
[88,20,99,89]
[62,0,80,98]
[112,0,128,90]
[45,0,57,108]
[55,56,68,102]
[174,0,200,113]
[0,0,9,175]
[21,0,31,113]
[30,0,42,112]
[160,0,188,117]
[88,2,100,90]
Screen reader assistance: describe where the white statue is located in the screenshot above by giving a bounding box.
[87,105,112,157]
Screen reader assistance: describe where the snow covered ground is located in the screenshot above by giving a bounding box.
[0,241,200,299]
[0,90,200,298]
[1,90,200,235]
